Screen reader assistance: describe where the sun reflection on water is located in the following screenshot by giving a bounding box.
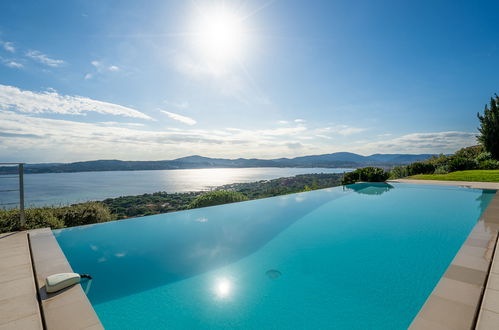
[214,277,233,299]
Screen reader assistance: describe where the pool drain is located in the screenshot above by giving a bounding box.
[266,269,281,279]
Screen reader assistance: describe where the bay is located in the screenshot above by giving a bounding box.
[0,167,352,208]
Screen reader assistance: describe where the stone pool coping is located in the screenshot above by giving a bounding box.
[0,231,43,329]
[389,179,499,329]
[29,228,103,330]
[389,179,499,190]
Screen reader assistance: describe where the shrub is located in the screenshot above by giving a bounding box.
[454,145,483,160]
[425,154,451,168]
[447,157,477,172]
[433,165,450,174]
[189,190,248,209]
[406,162,435,175]
[477,152,493,163]
[479,159,499,170]
[57,202,112,227]
[0,208,64,233]
[389,166,409,179]
[342,167,389,185]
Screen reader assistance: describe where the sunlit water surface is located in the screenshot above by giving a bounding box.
[0,167,351,207]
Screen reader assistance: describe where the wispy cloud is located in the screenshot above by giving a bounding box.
[0,84,152,119]
[160,110,197,125]
[1,41,15,53]
[85,60,121,79]
[25,50,65,67]
[294,119,305,123]
[359,131,477,154]
[0,57,23,68]
[315,125,366,136]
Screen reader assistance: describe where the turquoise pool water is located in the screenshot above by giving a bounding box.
[54,183,495,329]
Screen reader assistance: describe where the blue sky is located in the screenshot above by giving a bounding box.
[1,0,498,162]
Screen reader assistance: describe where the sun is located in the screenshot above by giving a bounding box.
[190,5,247,63]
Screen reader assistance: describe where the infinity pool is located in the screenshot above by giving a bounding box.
[54,183,495,329]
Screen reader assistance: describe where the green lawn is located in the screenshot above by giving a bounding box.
[408,170,499,182]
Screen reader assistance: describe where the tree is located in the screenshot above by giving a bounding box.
[189,190,248,209]
[477,94,499,160]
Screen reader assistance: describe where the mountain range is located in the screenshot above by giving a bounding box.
[0,152,435,174]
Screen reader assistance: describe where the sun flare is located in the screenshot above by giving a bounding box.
[190,5,247,63]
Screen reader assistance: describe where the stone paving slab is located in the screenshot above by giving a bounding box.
[0,232,43,330]
[476,235,499,329]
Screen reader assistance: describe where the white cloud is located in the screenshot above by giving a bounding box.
[359,131,477,154]
[294,119,305,123]
[0,84,152,120]
[1,58,23,68]
[0,111,319,162]
[160,110,197,125]
[335,126,366,135]
[6,61,23,68]
[25,50,65,67]
[86,61,121,79]
[277,120,289,124]
[1,41,15,53]
[315,125,366,136]
[0,101,477,162]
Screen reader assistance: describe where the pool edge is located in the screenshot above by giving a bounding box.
[406,184,499,329]
[28,228,103,330]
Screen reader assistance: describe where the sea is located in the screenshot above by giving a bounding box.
[0,167,352,208]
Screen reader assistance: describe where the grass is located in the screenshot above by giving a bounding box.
[408,170,499,182]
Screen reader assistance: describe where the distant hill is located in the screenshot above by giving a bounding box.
[0,152,435,174]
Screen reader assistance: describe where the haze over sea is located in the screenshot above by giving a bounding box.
[0,167,351,208]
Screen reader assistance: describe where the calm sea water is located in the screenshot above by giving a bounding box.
[0,167,351,208]
[55,183,495,329]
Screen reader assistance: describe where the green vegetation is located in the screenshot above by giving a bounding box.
[389,145,499,180]
[56,202,112,227]
[0,202,110,233]
[477,94,499,159]
[102,192,201,219]
[218,173,342,198]
[409,170,499,182]
[189,191,248,209]
[342,167,389,185]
